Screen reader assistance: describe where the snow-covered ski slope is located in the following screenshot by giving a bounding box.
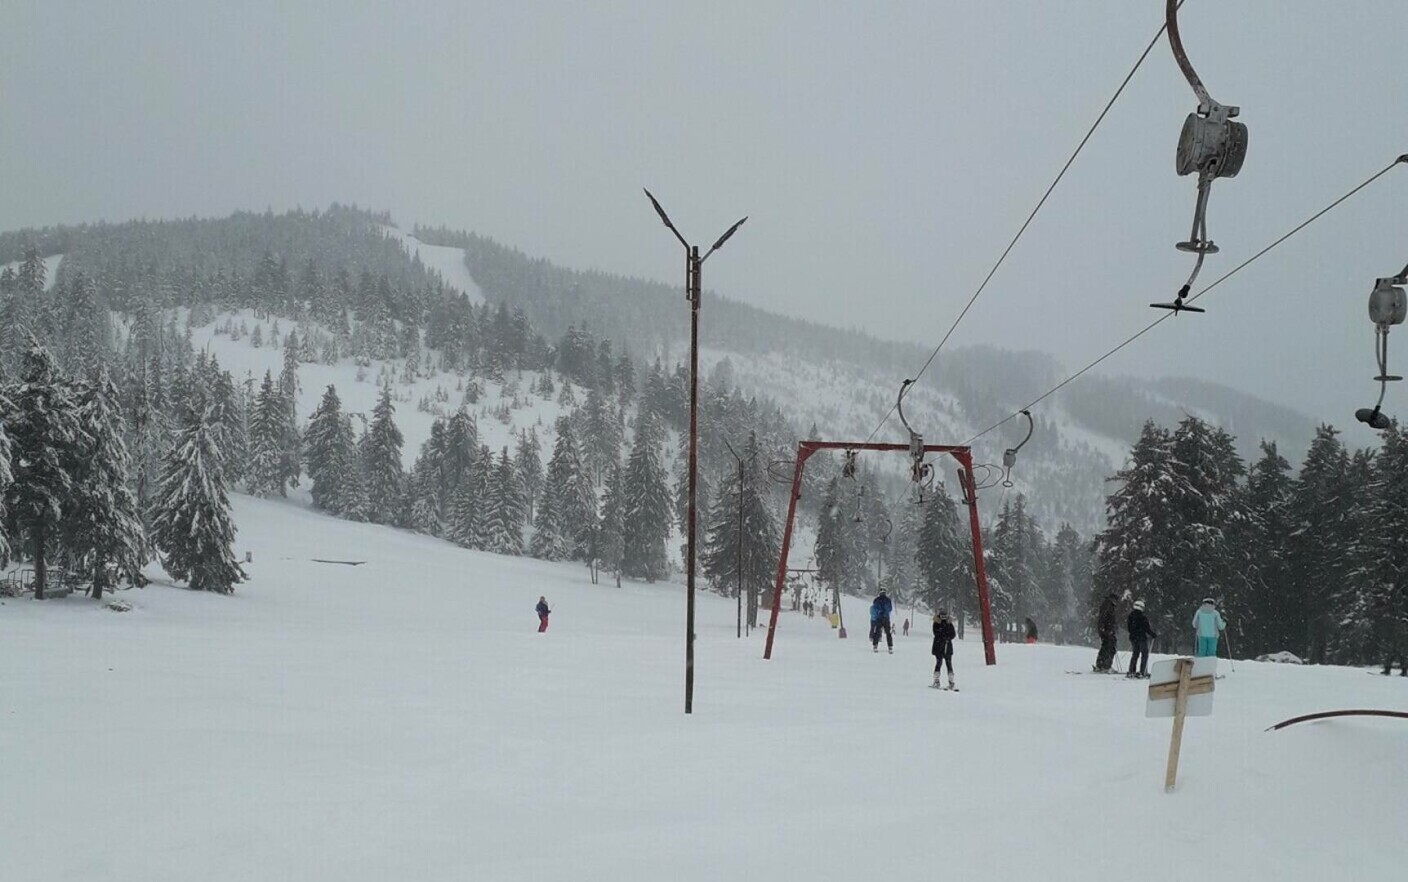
[382,226,485,304]
[2,495,1404,881]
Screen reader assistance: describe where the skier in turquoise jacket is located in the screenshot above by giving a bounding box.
[1191,598,1225,657]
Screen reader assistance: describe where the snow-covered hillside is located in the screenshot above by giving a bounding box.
[2,494,1402,881]
[188,309,567,470]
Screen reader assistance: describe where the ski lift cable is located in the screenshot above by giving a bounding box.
[862,7,1181,446]
[963,155,1408,447]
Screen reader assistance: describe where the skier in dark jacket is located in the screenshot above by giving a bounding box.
[536,596,551,633]
[870,589,895,653]
[1125,600,1157,679]
[1024,616,1038,644]
[932,611,957,689]
[1094,591,1119,672]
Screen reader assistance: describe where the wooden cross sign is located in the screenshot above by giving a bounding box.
[1145,656,1217,792]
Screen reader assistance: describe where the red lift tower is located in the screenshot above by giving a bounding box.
[762,441,997,665]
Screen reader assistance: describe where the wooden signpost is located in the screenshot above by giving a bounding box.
[1146,656,1217,792]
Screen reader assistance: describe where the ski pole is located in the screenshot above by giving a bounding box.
[1223,628,1235,673]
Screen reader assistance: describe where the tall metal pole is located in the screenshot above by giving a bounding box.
[686,245,700,714]
[642,190,747,712]
[736,455,743,638]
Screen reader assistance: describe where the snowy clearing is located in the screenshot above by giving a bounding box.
[1,252,63,289]
[382,226,485,304]
[1,495,1404,881]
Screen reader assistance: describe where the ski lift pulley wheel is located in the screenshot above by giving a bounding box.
[1369,277,1407,328]
[1175,110,1248,181]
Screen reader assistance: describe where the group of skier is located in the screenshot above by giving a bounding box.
[864,588,958,690]
[1094,591,1227,678]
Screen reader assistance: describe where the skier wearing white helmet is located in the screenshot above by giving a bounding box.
[1125,600,1157,679]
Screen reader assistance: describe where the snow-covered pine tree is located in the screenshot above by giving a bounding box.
[246,371,289,497]
[1241,441,1295,654]
[621,412,672,581]
[1093,421,1180,642]
[1166,416,1248,633]
[483,447,525,555]
[407,417,450,533]
[1048,523,1089,642]
[277,329,302,488]
[1286,425,1353,662]
[64,369,149,598]
[61,273,110,376]
[125,356,168,524]
[543,417,597,560]
[150,407,245,594]
[0,247,45,376]
[916,481,971,631]
[580,387,620,486]
[514,428,543,525]
[362,386,405,525]
[700,432,778,625]
[815,477,851,598]
[597,457,626,587]
[207,359,248,484]
[3,338,81,598]
[304,385,353,515]
[1332,446,1385,663]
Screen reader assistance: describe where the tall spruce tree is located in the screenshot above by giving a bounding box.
[362,387,404,525]
[1093,422,1180,642]
[621,413,672,581]
[514,428,543,525]
[3,339,81,598]
[597,457,626,587]
[483,447,525,555]
[701,433,779,626]
[246,372,290,497]
[150,408,245,594]
[1242,441,1295,654]
[1286,425,1353,662]
[64,369,149,598]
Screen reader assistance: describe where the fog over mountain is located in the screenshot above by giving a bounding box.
[5,1,1407,440]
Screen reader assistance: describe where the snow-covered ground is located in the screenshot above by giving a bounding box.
[2,495,1403,881]
[0,252,63,289]
[381,226,485,304]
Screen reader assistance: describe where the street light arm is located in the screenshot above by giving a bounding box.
[643,188,690,250]
[701,216,749,263]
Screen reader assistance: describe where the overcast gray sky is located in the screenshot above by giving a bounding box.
[5,1,1406,438]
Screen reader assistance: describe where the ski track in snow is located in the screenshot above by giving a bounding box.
[381,226,484,305]
[1,494,1404,881]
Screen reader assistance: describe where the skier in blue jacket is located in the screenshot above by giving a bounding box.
[1191,598,1225,657]
[870,589,894,654]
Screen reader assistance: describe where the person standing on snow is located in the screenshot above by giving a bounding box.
[1094,590,1119,672]
[1191,597,1225,658]
[932,610,957,689]
[902,617,910,637]
[536,596,551,633]
[1024,616,1038,644]
[1126,600,1157,679]
[870,589,895,653]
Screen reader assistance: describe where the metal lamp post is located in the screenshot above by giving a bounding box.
[643,189,748,715]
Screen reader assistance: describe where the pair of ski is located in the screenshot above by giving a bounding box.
[928,680,959,692]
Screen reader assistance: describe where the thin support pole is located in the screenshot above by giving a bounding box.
[736,456,743,639]
[763,447,809,659]
[685,246,700,714]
